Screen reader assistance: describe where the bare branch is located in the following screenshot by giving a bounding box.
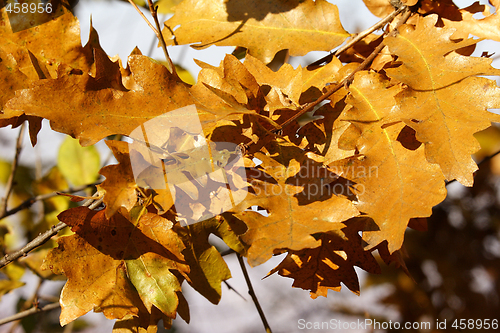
[0,181,101,221]
[0,123,26,217]
[0,302,60,326]
[236,253,272,333]
[0,192,101,269]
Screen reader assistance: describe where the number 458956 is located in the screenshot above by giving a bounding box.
[5,1,53,14]
[452,319,498,330]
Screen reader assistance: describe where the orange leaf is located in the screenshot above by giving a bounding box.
[98,140,140,218]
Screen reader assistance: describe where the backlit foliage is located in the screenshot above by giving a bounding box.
[1,0,500,331]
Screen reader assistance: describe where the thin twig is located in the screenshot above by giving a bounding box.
[220,248,235,257]
[5,277,43,333]
[0,181,101,221]
[0,192,100,269]
[309,5,407,67]
[63,321,74,333]
[126,0,159,35]
[0,302,60,326]
[278,6,411,131]
[236,253,272,333]
[223,280,246,301]
[0,123,26,217]
[147,0,175,74]
[126,0,175,74]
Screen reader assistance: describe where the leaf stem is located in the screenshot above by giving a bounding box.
[278,6,411,131]
[309,5,407,67]
[127,0,159,34]
[0,192,100,269]
[0,122,26,218]
[146,0,175,74]
[126,0,175,74]
[0,302,60,326]
[236,253,272,333]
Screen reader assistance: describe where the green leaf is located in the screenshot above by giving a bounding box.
[57,136,100,186]
[125,255,181,317]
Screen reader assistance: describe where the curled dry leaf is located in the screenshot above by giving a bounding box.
[269,218,381,298]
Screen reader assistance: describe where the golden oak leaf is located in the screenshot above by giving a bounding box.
[269,218,381,298]
[243,54,303,108]
[193,55,266,114]
[0,34,44,144]
[42,235,143,325]
[0,6,119,145]
[4,54,183,146]
[98,140,140,218]
[235,140,359,266]
[385,16,500,185]
[0,8,97,79]
[419,0,500,41]
[300,57,344,103]
[6,51,259,146]
[361,0,395,18]
[163,0,349,63]
[0,14,129,144]
[42,207,188,325]
[0,45,37,135]
[331,71,447,253]
[316,95,356,164]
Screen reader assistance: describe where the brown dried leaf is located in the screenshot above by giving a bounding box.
[42,207,188,325]
[269,218,381,298]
